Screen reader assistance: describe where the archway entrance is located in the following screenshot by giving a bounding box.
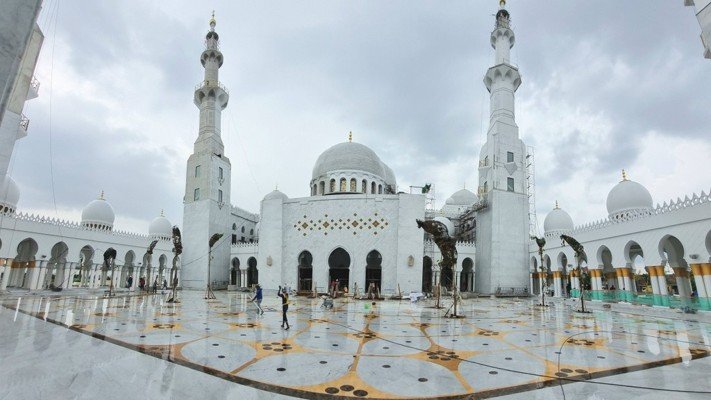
[247,257,258,287]
[328,248,350,291]
[460,258,474,292]
[422,256,433,292]
[231,258,240,286]
[298,251,313,292]
[365,250,382,291]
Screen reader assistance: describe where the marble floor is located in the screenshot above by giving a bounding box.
[1,291,710,399]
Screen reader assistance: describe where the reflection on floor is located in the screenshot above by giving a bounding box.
[1,291,710,399]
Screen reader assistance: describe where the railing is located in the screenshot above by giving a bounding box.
[194,80,229,95]
[19,114,29,131]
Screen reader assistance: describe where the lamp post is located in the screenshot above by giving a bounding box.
[205,233,223,300]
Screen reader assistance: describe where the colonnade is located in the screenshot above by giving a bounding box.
[530,262,711,310]
[0,257,177,291]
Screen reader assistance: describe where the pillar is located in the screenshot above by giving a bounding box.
[63,262,77,289]
[614,267,633,302]
[54,262,65,288]
[673,267,692,306]
[35,260,48,290]
[698,263,711,310]
[24,261,39,289]
[0,258,11,291]
[552,271,562,297]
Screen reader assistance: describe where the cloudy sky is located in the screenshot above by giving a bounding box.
[12,0,711,234]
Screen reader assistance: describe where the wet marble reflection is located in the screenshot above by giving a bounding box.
[1,291,710,399]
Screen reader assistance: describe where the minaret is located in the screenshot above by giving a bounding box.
[182,12,232,289]
[475,1,530,294]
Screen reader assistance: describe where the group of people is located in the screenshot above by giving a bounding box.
[250,285,291,330]
[125,275,169,293]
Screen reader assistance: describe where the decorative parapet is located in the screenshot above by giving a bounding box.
[424,239,476,248]
[0,210,152,239]
[232,241,259,248]
[572,188,711,233]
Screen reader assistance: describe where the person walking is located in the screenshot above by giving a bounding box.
[162,278,168,290]
[278,285,290,330]
[152,277,158,294]
[251,284,264,315]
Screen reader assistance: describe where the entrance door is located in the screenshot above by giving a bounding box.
[247,257,258,287]
[328,248,350,291]
[365,250,382,292]
[298,251,313,292]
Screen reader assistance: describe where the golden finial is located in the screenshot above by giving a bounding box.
[555,200,559,209]
[99,190,104,200]
[209,10,216,29]
[348,131,353,142]
[500,0,506,8]
[621,169,628,181]
[463,182,466,190]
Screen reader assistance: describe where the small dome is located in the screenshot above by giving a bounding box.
[445,189,478,206]
[81,193,115,229]
[433,216,455,236]
[606,171,653,219]
[312,141,387,181]
[149,212,172,238]
[0,175,20,212]
[263,189,288,201]
[544,204,574,233]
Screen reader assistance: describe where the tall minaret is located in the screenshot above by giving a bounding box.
[475,1,530,294]
[182,12,232,289]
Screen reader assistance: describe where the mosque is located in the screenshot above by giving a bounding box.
[1,2,710,311]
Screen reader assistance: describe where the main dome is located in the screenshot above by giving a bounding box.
[445,189,478,206]
[0,174,20,213]
[81,194,115,230]
[312,142,387,180]
[606,172,653,220]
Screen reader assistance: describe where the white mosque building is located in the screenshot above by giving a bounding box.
[1,3,709,311]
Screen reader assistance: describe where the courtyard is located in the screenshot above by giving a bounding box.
[1,290,710,399]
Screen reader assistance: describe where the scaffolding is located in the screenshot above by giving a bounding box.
[526,146,539,237]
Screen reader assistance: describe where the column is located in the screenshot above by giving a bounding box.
[24,261,39,289]
[699,263,711,310]
[0,258,10,291]
[570,270,580,298]
[63,262,77,289]
[35,261,48,290]
[646,266,661,306]
[673,267,692,306]
[529,272,534,295]
[552,271,562,297]
[656,266,670,306]
[54,262,65,288]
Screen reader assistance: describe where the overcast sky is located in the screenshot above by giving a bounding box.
[11,0,711,234]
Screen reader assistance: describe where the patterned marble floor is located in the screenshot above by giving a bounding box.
[1,291,710,399]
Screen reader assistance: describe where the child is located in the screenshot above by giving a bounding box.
[251,285,264,315]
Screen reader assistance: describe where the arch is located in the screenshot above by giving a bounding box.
[232,223,237,230]
[365,250,382,291]
[361,179,367,193]
[705,230,711,259]
[350,178,357,192]
[460,257,474,292]
[15,238,38,262]
[330,179,336,193]
[298,250,313,292]
[530,256,538,270]
[596,245,615,289]
[311,184,317,196]
[340,178,347,192]
[378,184,383,194]
[658,235,686,269]
[230,257,240,286]
[422,256,433,292]
[241,226,245,233]
[247,257,258,286]
[328,247,350,290]
[624,240,644,264]
[371,181,376,194]
[319,181,325,195]
[557,252,568,269]
[49,242,69,263]
[543,254,551,269]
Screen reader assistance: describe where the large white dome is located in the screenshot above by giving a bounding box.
[445,189,478,206]
[149,212,172,238]
[81,193,115,229]
[312,141,389,181]
[544,204,574,233]
[606,172,653,219]
[0,175,20,212]
[263,189,288,201]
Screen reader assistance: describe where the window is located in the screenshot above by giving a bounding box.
[484,155,489,166]
[340,178,347,192]
[241,226,245,233]
[241,236,245,242]
[231,234,237,245]
[232,223,237,231]
[250,229,254,235]
[319,181,325,195]
[378,184,383,194]
[329,179,336,193]
[361,179,367,193]
[218,189,223,203]
[350,178,357,192]
[507,151,514,163]
[371,182,376,194]
[311,185,316,196]
[194,188,200,200]
[219,167,224,180]
[507,177,514,192]
[194,165,201,177]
